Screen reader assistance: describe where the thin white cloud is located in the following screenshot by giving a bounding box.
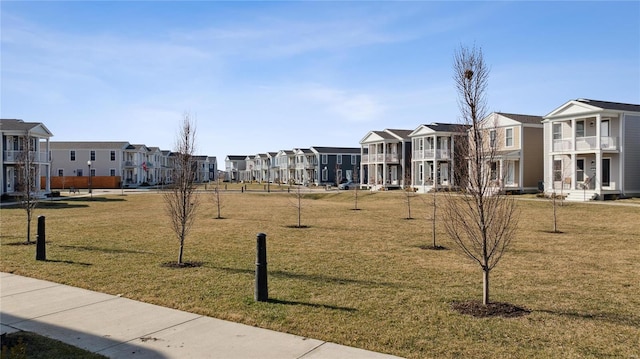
[297,84,386,123]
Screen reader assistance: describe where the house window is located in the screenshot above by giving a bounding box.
[110,169,116,176]
[91,169,96,176]
[321,154,328,164]
[553,160,562,181]
[70,150,76,161]
[110,151,116,161]
[505,128,513,147]
[552,123,562,140]
[336,169,343,182]
[337,155,342,165]
[418,163,424,183]
[576,120,585,138]
[576,159,585,182]
[489,130,497,148]
[58,169,64,176]
[90,150,96,161]
[76,169,83,176]
[351,155,357,165]
[490,162,498,181]
[322,167,328,181]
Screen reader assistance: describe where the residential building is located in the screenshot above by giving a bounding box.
[542,99,640,200]
[275,150,296,184]
[294,148,316,185]
[49,141,129,188]
[409,123,469,193]
[1,119,53,197]
[472,113,544,194]
[224,155,247,182]
[360,129,412,190]
[208,156,218,182]
[310,146,361,185]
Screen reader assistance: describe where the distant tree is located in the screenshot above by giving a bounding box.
[289,185,306,228]
[402,167,416,219]
[163,113,199,265]
[352,168,360,210]
[16,134,39,244]
[212,176,224,219]
[441,44,519,305]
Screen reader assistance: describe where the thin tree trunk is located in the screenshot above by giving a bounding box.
[178,239,184,265]
[26,216,32,244]
[483,268,490,305]
[432,192,437,247]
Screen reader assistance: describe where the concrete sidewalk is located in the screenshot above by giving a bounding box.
[1,273,402,358]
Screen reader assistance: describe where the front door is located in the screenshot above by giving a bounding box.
[602,158,610,187]
[6,167,15,193]
[505,161,515,186]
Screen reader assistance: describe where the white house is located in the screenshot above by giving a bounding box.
[1,119,53,197]
[542,99,640,200]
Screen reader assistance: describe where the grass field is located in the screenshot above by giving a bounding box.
[1,189,639,358]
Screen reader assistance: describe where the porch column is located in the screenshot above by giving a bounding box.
[499,158,504,188]
[595,114,601,152]
[45,137,51,192]
[382,143,387,186]
[595,152,602,196]
[571,118,576,151]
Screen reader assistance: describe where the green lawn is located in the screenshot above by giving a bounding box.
[1,190,639,358]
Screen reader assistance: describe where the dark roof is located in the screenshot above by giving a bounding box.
[575,99,640,112]
[421,123,471,132]
[385,129,413,138]
[372,130,396,140]
[226,155,248,161]
[311,146,360,154]
[496,113,543,124]
[0,119,52,136]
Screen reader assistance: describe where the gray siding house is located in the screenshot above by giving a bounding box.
[542,99,640,200]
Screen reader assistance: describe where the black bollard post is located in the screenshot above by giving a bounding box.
[36,216,46,261]
[255,233,268,302]
[241,186,244,193]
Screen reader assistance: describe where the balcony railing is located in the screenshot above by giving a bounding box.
[362,153,398,163]
[3,150,48,162]
[412,149,450,160]
[553,136,618,152]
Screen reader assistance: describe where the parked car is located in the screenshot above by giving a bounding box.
[338,181,356,190]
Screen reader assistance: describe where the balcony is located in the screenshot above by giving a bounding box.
[3,150,48,163]
[123,161,138,168]
[362,153,397,163]
[553,136,618,152]
[413,149,450,160]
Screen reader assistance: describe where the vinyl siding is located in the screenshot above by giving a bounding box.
[623,115,640,195]
[522,127,544,188]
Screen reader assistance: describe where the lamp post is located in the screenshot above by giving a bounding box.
[87,160,92,199]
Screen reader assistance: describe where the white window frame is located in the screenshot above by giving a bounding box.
[351,155,356,165]
[489,130,497,148]
[337,155,342,165]
[505,128,514,147]
[58,169,64,176]
[90,150,96,161]
[110,151,116,161]
[552,123,562,140]
[576,120,585,138]
[321,154,328,164]
[110,168,116,176]
[322,167,328,181]
[70,150,76,161]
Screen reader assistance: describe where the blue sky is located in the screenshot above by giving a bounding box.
[2,1,639,163]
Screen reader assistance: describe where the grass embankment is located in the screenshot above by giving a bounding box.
[1,190,639,358]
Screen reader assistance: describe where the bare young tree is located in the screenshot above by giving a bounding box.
[402,168,416,219]
[352,168,360,210]
[16,134,39,244]
[164,113,199,265]
[212,176,224,219]
[288,185,306,228]
[441,45,519,306]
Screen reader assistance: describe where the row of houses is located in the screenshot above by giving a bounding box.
[225,98,640,201]
[1,119,218,196]
[225,147,362,186]
[3,98,639,201]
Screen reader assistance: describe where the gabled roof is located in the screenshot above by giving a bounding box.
[385,129,413,138]
[225,155,248,161]
[50,141,130,150]
[360,128,412,144]
[575,99,640,112]
[496,113,543,124]
[0,119,53,137]
[410,123,470,137]
[311,146,360,154]
[545,98,640,119]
